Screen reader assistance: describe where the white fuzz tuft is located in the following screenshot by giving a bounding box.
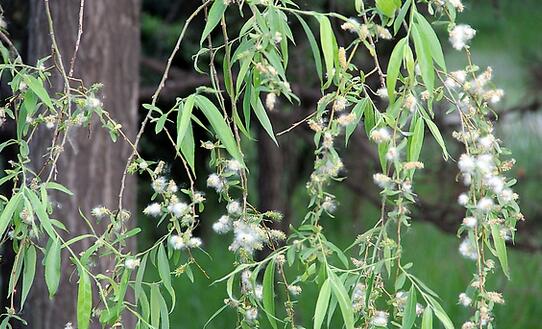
[207,174,224,192]
[188,237,203,248]
[449,24,476,50]
[462,216,477,228]
[227,200,242,216]
[169,234,185,250]
[213,215,232,234]
[459,293,472,306]
[152,176,167,193]
[476,197,494,212]
[168,202,188,217]
[143,203,162,217]
[458,154,475,173]
[458,193,469,206]
[371,311,389,327]
[370,128,391,144]
[459,238,478,260]
[125,258,140,270]
[373,173,392,189]
[229,221,266,254]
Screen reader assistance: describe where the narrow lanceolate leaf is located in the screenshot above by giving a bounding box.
[414,13,446,71]
[26,189,56,239]
[426,295,454,329]
[314,278,331,329]
[421,307,433,329]
[0,192,22,238]
[157,243,175,309]
[200,0,227,44]
[411,24,435,93]
[345,99,368,146]
[318,15,337,80]
[20,245,37,309]
[180,121,195,174]
[194,95,244,164]
[45,238,61,297]
[251,93,278,145]
[401,285,417,329]
[44,182,74,196]
[387,37,407,104]
[328,270,354,329]
[262,259,278,329]
[134,254,148,298]
[176,96,195,150]
[491,224,510,278]
[158,285,170,329]
[394,0,412,35]
[296,14,323,82]
[423,117,449,159]
[77,266,92,329]
[408,114,425,162]
[150,285,161,328]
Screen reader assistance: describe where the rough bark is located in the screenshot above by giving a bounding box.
[26,1,140,328]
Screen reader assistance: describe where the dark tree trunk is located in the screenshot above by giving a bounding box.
[26,1,140,328]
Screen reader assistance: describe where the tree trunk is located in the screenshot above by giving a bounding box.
[26,1,140,328]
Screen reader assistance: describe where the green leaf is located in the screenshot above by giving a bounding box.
[296,14,323,82]
[415,13,446,71]
[314,278,331,329]
[421,307,433,329]
[426,295,454,329]
[251,93,278,145]
[158,285,170,329]
[345,99,368,146]
[402,285,417,329]
[44,182,74,196]
[20,245,36,309]
[423,117,449,159]
[376,0,400,17]
[180,121,195,174]
[262,259,278,329]
[407,114,425,162]
[387,37,407,104]
[150,285,161,328]
[45,238,61,297]
[328,270,354,329]
[204,304,229,329]
[394,0,412,35]
[26,189,56,239]
[0,192,22,238]
[491,224,510,278]
[77,266,92,329]
[155,113,167,134]
[318,15,337,80]
[176,96,195,151]
[195,95,244,164]
[157,243,175,309]
[364,103,376,136]
[24,75,54,109]
[200,0,227,44]
[236,53,254,94]
[412,24,435,93]
[134,254,148,298]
